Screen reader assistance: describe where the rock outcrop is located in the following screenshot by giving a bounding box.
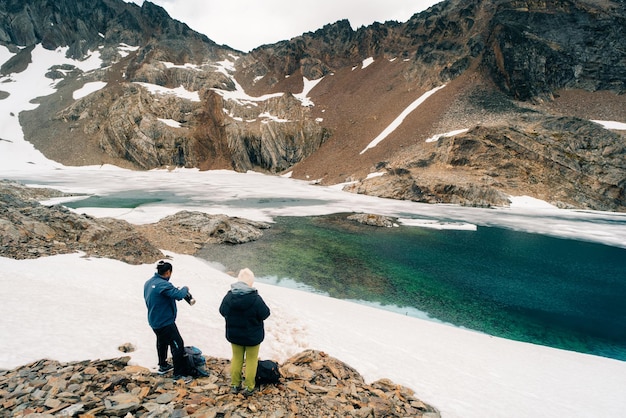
[136,211,271,256]
[0,181,164,264]
[0,181,269,263]
[347,214,398,228]
[0,350,440,417]
[345,115,626,210]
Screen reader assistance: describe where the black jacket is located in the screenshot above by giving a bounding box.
[219,282,270,346]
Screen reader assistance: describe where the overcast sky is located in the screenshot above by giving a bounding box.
[125,0,443,52]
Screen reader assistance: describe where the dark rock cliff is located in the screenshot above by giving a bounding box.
[0,0,219,59]
[484,0,626,100]
[240,0,625,99]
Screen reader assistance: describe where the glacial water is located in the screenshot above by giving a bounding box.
[59,190,626,360]
[199,214,626,361]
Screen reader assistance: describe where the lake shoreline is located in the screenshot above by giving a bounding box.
[199,213,626,362]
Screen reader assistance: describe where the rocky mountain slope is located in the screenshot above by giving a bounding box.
[1,0,625,210]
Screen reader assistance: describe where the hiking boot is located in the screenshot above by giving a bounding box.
[230,386,241,394]
[157,364,173,375]
[173,375,193,384]
[243,387,257,397]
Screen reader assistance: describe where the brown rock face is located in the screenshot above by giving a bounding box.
[345,115,626,210]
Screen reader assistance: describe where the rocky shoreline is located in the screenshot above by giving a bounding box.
[0,180,271,264]
[0,180,396,263]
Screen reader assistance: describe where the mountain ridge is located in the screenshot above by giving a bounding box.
[1,0,625,211]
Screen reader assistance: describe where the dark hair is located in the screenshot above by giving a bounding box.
[156,260,173,275]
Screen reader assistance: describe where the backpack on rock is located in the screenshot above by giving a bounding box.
[255,359,281,385]
[184,346,209,377]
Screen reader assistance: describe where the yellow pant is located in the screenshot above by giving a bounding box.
[230,343,260,390]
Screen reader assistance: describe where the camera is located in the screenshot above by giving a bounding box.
[184,292,196,306]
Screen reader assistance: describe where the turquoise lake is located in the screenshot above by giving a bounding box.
[199,214,626,362]
[58,190,626,361]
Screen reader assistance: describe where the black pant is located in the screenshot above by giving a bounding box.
[153,323,186,376]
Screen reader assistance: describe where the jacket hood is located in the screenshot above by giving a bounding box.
[231,280,256,295]
[228,281,258,310]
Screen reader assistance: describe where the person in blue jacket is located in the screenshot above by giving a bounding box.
[219,268,270,396]
[144,260,191,379]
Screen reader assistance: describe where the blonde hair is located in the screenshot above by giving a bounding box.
[237,268,255,287]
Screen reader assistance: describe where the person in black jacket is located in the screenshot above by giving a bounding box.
[219,268,270,395]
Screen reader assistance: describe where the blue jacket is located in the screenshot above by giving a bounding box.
[144,273,189,330]
[219,281,270,346]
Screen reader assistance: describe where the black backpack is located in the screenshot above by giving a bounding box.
[184,346,209,377]
[255,359,281,385]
